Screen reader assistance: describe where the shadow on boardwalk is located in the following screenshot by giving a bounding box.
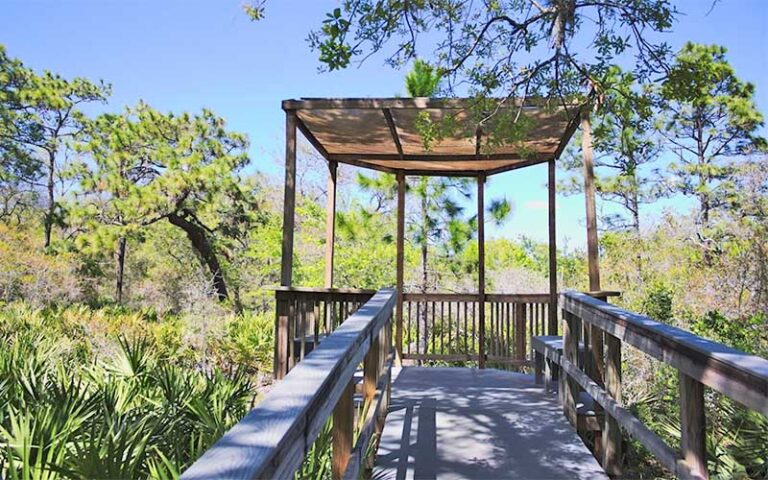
[373,367,608,480]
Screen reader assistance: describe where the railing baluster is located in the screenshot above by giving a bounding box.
[416,301,421,356]
[313,299,320,345]
[448,302,452,354]
[515,302,526,364]
[288,297,295,370]
[440,301,445,355]
[299,298,307,360]
[407,300,412,355]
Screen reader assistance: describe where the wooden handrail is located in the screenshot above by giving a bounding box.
[274,289,621,375]
[275,286,377,295]
[561,291,768,413]
[559,291,768,480]
[183,288,396,480]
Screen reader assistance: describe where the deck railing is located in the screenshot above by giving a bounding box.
[182,288,396,480]
[275,289,565,377]
[559,291,768,480]
[400,292,552,365]
[274,287,376,378]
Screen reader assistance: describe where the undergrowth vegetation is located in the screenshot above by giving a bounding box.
[0,304,268,479]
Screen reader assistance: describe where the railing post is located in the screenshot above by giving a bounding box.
[562,310,580,427]
[603,332,622,475]
[274,293,289,380]
[395,173,405,365]
[332,380,354,480]
[585,323,606,460]
[364,329,381,402]
[680,372,708,479]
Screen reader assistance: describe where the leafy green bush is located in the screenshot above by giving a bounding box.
[216,311,274,374]
[642,281,674,323]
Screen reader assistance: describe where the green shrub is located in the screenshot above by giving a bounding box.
[0,310,255,479]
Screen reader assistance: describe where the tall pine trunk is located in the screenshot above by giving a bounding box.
[44,151,55,248]
[115,236,126,304]
[628,182,642,276]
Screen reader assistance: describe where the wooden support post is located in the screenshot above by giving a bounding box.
[274,296,289,379]
[680,372,708,479]
[281,110,298,287]
[548,159,558,335]
[477,174,486,369]
[364,331,380,402]
[332,380,354,480]
[535,351,544,384]
[395,173,405,364]
[603,332,622,475]
[562,311,580,427]
[580,110,601,292]
[324,161,338,288]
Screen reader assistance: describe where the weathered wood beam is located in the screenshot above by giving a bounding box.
[552,104,584,161]
[581,109,601,291]
[395,173,405,364]
[383,108,404,158]
[548,159,558,335]
[327,152,533,162]
[282,97,564,110]
[478,174,486,369]
[324,161,338,288]
[281,110,297,287]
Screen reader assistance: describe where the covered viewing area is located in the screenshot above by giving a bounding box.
[182,98,768,480]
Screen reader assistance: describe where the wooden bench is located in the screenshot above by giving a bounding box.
[533,335,563,392]
[532,336,601,432]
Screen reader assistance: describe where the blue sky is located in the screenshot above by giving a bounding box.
[2,0,767,250]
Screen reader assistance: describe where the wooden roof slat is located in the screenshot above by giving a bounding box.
[285,98,582,176]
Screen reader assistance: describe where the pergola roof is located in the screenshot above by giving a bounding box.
[283,97,582,176]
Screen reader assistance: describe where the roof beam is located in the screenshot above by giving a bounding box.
[327,153,536,162]
[295,115,330,159]
[551,103,585,160]
[282,97,564,111]
[382,108,404,159]
[485,157,549,176]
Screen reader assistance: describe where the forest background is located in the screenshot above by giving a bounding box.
[1,0,767,478]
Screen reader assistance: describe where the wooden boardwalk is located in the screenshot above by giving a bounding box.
[373,367,608,480]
